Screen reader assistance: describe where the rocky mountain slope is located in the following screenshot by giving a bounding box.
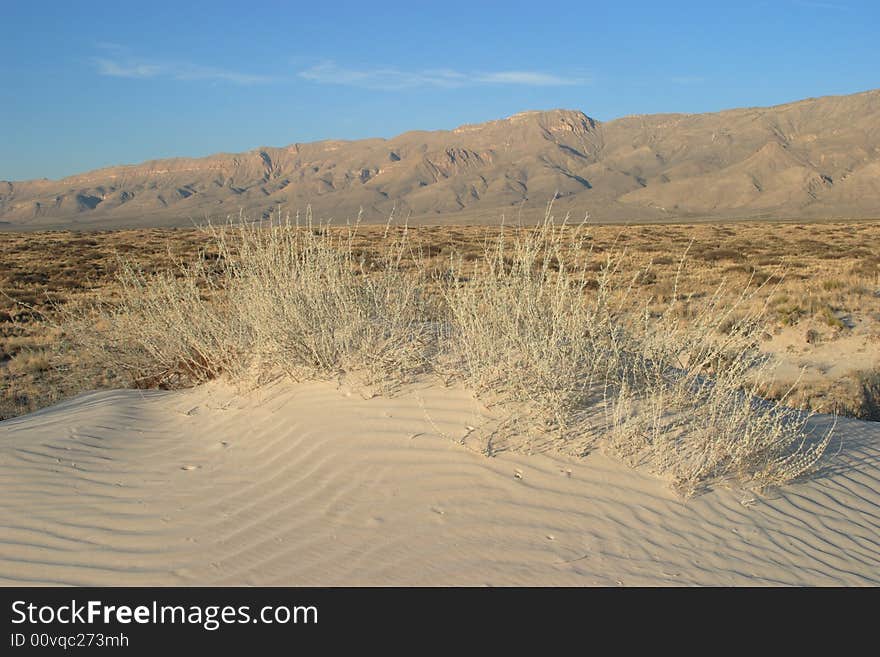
[3,89,879,228]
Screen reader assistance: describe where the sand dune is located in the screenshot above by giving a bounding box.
[1,379,879,586]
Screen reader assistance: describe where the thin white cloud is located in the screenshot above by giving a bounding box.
[92,52,585,89]
[474,71,578,86]
[298,61,586,90]
[91,53,274,85]
[93,58,164,79]
[298,62,465,89]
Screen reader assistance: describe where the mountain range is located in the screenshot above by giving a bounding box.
[2,89,879,229]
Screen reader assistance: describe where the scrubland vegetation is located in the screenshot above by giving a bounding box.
[3,210,863,495]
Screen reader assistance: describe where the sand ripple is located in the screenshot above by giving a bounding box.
[2,381,878,586]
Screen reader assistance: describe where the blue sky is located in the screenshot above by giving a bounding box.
[1,0,877,180]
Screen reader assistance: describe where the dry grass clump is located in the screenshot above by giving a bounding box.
[54,212,835,495]
[65,259,243,388]
[438,212,832,493]
[217,220,435,389]
[441,219,622,449]
[606,279,831,495]
[65,217,435,392]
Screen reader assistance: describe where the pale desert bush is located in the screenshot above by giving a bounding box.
[62,210,832,495]
[443,212,831,493]
[604,277,832,495]
[215,219,436,389]
[440,217,624,449]
[65,215,435,392]
[63,258,244,388]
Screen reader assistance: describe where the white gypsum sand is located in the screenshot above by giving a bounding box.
[1,378,878,586]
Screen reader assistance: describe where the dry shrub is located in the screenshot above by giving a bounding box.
[218,219,435,389]
[441,217,621,448]
[442,212,831,493]
[65,216,435,392]
[64,258,243,388]
[605,277,832,495]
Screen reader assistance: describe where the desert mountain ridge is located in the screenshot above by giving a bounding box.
[3,88,880,229]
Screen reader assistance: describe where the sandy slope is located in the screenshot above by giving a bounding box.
[1,380,879,586]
